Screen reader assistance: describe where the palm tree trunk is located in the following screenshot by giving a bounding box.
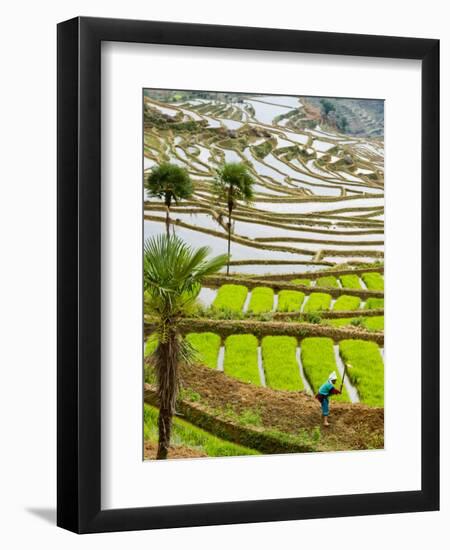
[157,404,172,460]
[226,188,233,275]
[165,208,170,238]
[226,207,232,276]
[155,330,179,460]
[165,194,172,238]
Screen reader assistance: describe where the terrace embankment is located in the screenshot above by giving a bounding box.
[273,307,384,320]
[203,275,384,299]
[243,265,384,280]
[144,362,384,452]
[144,317,384,345]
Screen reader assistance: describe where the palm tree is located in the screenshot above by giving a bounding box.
[145,162,193,236]
[144,234,227,459]
[214,162,254,274]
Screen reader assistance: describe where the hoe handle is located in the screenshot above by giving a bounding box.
[340,365,347,393]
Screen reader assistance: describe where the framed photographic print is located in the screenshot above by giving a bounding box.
[57,17,439,533]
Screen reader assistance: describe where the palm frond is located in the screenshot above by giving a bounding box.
[214,162,255,204]
[145,162,193,202]
[143,234,227,316]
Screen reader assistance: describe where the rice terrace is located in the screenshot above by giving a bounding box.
[143,89,384,460]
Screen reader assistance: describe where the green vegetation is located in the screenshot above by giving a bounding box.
[316,275,339,288]
[145,162,193,236]
[261,336,303,391]
[213,162,255,274]
[339,274,362,289]
[300,337,349,402]
[320,98,335,115]
[339,339,384,407]
[364,297,384,310]
[253,139,274,159]
[212,284,248,312]
[301,312,323,324]
[179,387,202,403]
[217,404,263,427]
[143,234,227,459]
[362,272,384,290]
[277,290,305,312]
[325,318,354,328]
[144,335,158,384]
[186,332,221,369]
[144,404,259,457]
[362,316,384,331]
[248,286,274,314]
[303,292,332,313]
[332,295,361,311]
[292,278,311,286]
[224,334,260,385]
[236,408,263,427]
[144,335,158,358]
[325,316,384,332]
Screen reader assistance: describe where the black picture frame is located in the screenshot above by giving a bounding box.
[57,16,439,534]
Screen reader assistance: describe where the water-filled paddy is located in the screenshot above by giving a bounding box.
[144,92,384,268]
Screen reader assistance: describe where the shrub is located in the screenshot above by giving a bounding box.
[248,286,274,314]
[339,339,384,407]
[224,334,261,385]
[316,275,339,288]
[300,337,349,402]
[302,312,322,324]
[277,290,305,312]
[362,272,384,290]
[333,295,361,311]
[303,292,332,313]
[339,274,362,289]
[186,332,221,369]
[261,336,303,391]
[364,297,384,310]
[212,284,248,312]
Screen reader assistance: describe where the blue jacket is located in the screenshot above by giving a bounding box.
[318,380,337,396]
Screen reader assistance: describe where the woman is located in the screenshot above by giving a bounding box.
[316,371,341,427]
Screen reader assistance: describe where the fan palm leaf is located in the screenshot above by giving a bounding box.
[143,233,227,459]
[213,162,254,274]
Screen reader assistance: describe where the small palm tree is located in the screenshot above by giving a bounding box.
[145,162,193,236]
[214,162,254,274]
[144,234,227,459]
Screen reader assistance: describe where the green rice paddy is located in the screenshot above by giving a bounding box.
[186,332,221,369]
[303,293,332,313]
[223,334,260,385]
[277,290,305,312]
[261,336,303,391]
[339,339,384,406]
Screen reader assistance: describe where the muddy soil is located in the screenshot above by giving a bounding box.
[178,362,384,451]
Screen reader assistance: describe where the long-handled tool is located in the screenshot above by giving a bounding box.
[340,363,352,393]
